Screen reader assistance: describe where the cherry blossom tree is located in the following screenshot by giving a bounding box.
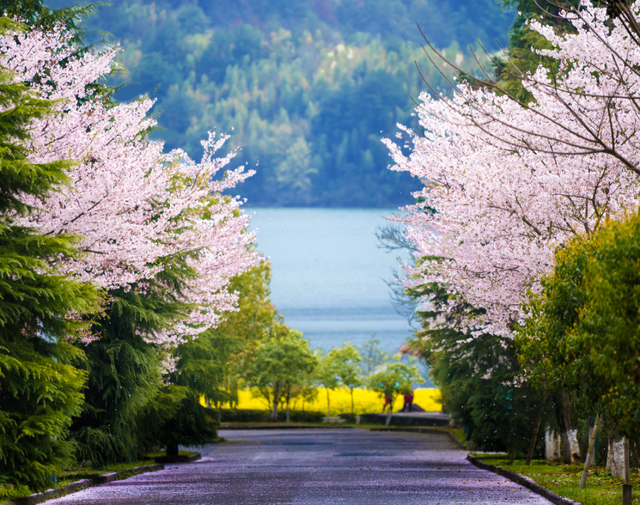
[1,25,257,347]
[384,1,640,337]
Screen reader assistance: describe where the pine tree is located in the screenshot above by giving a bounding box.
[0,18,100,490]
[71,256,196,465]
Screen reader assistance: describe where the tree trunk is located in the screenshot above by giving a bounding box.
[270,383,279,422]
[562,391,580,462]
[326,388,331,418]
[554,393,572,464]
[630,438,640,469]
[351,388,355,416]
[286,396,290,423]
[526,404,545,465]
[166,442,179,457]
[580,413,601,489]
[545,429,562,462]
[607,435,628,478]
[624,438,633,505]
[624,437,630,484]
[567,429,581,463]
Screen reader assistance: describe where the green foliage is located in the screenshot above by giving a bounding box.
[44,0,512,207]
[331,343,361,390]
[71,250,202,464]
[493,0,580,102]
[404,265,548,456]
[137,385,217,456]
[0,341,88,490]
[0,24,100,490]
[71,289,167,465]
[518,212,640,439]
[358,334,390,376]
[206,259,281,409]
[0,0,99,42]
[473,454,638,505]
[219,409,323,424]
[367,362,424,406]
[245,328,317,421]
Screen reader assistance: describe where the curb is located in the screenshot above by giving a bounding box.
[219,425,354,430]
[152,452,201,464]
[466,455,580,505]
[9,463,166,505]
[369,427,469,451]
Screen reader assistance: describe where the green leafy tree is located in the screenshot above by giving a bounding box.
[367,363,424,413]
[0,20,100,489]
[210,259,282,408]
[358,334,389,377]
[330,343,362,415]
[245,328,317,422]
[518,211,640,442]
[403,273,549,461]
[314,350,342,418]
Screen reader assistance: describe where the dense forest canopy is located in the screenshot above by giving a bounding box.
[47,0,514,206]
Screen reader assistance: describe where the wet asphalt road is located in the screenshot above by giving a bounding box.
[49,429,551,504]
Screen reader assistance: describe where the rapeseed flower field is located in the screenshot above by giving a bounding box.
[220,388,441,415]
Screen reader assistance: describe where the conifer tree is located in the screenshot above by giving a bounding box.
[0,18,100,490]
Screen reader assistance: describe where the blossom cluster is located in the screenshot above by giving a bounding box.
[2,25,257,346]
[385,1,640,337]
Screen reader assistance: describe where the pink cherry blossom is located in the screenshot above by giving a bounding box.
[385,1,640,337]
[1,25,258,346]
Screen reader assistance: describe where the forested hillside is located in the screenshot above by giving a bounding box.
[49,0,514,206]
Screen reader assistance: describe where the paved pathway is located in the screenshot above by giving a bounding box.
[49,429,551,504]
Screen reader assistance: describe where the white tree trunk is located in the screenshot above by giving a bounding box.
[567,429,580,462]
[608,438,626,478]
[545,429,562,462]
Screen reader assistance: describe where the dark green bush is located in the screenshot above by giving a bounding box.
[219,409,323,423]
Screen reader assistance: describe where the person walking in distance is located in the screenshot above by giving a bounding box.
[402,389,414,412]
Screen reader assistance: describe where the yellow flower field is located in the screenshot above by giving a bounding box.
[216,388,441,415]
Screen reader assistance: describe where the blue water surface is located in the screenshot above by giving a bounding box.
[248,208,413,355]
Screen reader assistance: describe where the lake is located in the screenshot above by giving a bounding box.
[248,208,414,355]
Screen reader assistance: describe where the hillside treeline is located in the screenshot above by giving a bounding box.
[48,0,514,207]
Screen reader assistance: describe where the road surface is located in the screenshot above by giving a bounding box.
[49,428,551,504]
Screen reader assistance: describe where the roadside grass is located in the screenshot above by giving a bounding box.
[472,453,640,504]
[372,425,466,446]
[0,460,157,503]
[141,450,198,458]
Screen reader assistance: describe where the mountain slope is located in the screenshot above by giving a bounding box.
[49,0,514,206]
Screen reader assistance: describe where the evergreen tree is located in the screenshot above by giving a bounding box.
[0,18,100,490]
[71,254,200,464]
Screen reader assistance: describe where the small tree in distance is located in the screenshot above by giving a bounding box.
[358,334,390,377]
[332,343,363,416]
[315,351,341,418]
[245,328,317,422]
[368,363,424,413]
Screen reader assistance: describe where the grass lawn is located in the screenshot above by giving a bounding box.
[0,460,157,504]
[473,453,640,504]
[142,450,199,458]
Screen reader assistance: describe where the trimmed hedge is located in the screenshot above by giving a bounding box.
[219,409,324,423]
[338,413,357,424]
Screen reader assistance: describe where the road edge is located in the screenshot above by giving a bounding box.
[466,454,581,505]
[368,427,468,451]
[8,463,169,505]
